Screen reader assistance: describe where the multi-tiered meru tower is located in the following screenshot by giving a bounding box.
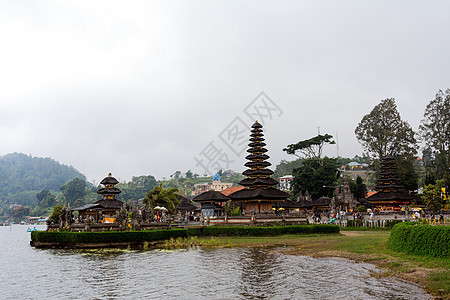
[229,121,289,214]
[367,155,415,210]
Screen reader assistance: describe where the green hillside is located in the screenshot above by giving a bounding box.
[0,153,86,207]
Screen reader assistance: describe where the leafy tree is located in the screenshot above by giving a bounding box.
[291,157,340,199]
[349,176,367,200]
[36,190,56,207]
[273,158,303,179]
[186,170,193,179]
[283,134,335,159]
[419,89,450,187]
[143,183,180,214]
[355,98,418,191]
[117,175,157,203]
[421,179,446,211]
[355,98,417,159]
[60,178,87,205]
[49,205,63,224]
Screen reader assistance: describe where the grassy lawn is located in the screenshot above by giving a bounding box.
[196,231,449,299]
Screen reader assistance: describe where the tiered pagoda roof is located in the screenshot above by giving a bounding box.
[72,173,124,211]
[367,155,415,204]
[95,173,124,209]
[229,121,289,201]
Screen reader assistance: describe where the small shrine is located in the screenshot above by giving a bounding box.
[228,121,289,215]
[193,190,230,217]
[366,155,415,211]
[73,173,125,223]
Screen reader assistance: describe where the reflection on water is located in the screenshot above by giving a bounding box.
[0,225,430,300]
[239,247,281,299]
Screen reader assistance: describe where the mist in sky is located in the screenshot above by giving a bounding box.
[1,1,449,183]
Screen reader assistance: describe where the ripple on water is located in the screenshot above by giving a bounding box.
[0,226,431,300]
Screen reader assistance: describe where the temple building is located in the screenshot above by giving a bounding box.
[192,190,230,217]
[366,155,416,211]
[228,121,289,215]
[72,173,125,223]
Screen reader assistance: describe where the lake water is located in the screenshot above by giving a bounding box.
[0,225,430,300]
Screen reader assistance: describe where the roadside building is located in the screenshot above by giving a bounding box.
[279,175,293,191]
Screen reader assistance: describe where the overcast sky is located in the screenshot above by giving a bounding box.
[0,1,449,183]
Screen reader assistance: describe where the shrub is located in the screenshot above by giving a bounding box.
[387,222,449,258]
[31,225,339,246]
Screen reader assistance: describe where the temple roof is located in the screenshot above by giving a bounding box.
[176,199,198,211]
[94,198,125,209]
[367,190,415,202]
[252,121,263,128]
[242,169,274,176]
[100,173,119,185]
[245,154,270,160]
[97,187,122,195]
[193,190,230,202]
[244,161,272,168]
[239,177,279,186]
[229,187,289,201]
[72,198,125,211]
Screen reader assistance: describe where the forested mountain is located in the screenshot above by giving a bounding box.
[0,153,85,207]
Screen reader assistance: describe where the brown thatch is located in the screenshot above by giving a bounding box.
[97,188,122,195]
[176,200,198,211]
[242,169,274,176]
[245,154,270,160]
[228,187,289,200]
[193,190,231,202]
[239,177,279,186]
[100,173,119,185]
[94,198,125,209]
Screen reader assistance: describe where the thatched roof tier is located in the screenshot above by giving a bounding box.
[71,203,101,211]
[252,122,263,129]
[248,142,267,147]
[242,169,274,176]
[97,188,122,195]
[239,177,279,186]
[249,137,265,142]
[228,187,289,201]
[367,191,415,202]
[250,133,264,138]
[193,190,230,202]
[244,161,272,168]
[100,173,119,185]
[177,200,198,211]
[245,154,270,160]
[247,147,268,154]
[93,198,125,209]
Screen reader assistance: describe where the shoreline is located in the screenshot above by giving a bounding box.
[199,231,448,299]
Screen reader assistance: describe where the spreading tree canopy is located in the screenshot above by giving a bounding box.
[419,89,450,187]
[355,98,418,191]
[355,98,417,159]
[284,134,339,199]
[283,134,335,160]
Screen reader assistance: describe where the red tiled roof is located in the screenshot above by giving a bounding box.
[366,191,378,198]
[221,186,245,196]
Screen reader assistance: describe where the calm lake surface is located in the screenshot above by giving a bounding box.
[0,225,430,300]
